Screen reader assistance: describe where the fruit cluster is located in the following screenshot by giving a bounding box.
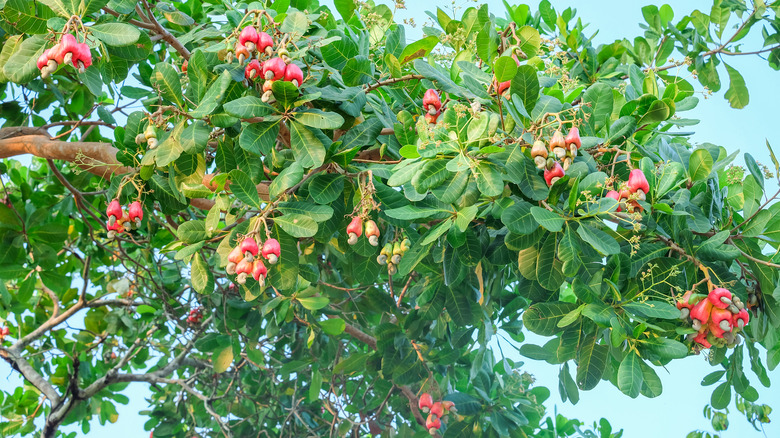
[226,236,280,286]
[418,393,456,435]
[0,326,9,342]
[106,200,143,239]
[377,238,410,275]
[604,169,649,213]
[186,307,204,325]
[530,128,581,185]
[135,124,160,149]
[37,34,93,78]
[346,217,380,246]
[227,25,304,101]
[422,89,443,125]
[677,287,750,349]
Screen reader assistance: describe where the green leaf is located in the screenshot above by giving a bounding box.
[190,254,211,294]
[580,83,613,134]
[269,5,302,29]
[269,162,304,199]
[295,109,345,130]
[213,346,233,373]
[510,65,540,115]
[744,153,765,190]
[607,116,636,145]
[151,62,184,107]
[320,318,346,335]
[617,354,643,398]
[298,296,329,310]
[190,71,231,118]
[289,121,326,168]
[90,23,141,47]
[177,220,207,244]
[530,207,564,232]
[309,173,345,204]
[399,36,439,64]
[623,301,680,319]
[2,35,46,84]
[272,80,301,109]
[576,332,608,390]
[517,26,541,58]
[576,224,619,255]
[475,162,504,197]
[412,159,450,193]
[274,214,318,238]
[711,382,732,409]
[689,148,713,181]
[228,169,263,209]
[494,56,518,82]
[444,284,475,325]
[342,55,373,86]
[523,302,578,336]
[501,201,537,235]
[224,96,275,119]
[724,63,749,109]
[239,121,279,156]
[340,118,384,151]
[503,146,549,200]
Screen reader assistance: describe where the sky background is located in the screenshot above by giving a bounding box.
[3,0,780,436]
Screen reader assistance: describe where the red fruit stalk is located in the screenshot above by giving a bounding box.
[239,26,260,52]
[605,190,622,212]
[226,245,244,275]
[693,331,712,348]
[107,199,123,226]
[252,260,268,286]
[235,258,253,284]
[425,414,441,435]
[429,402,444,418]
[710,307,733,338]
[565,127,581,151]
[257,31,274,55]
[733,309,749,329]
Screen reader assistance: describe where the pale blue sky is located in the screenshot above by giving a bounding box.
[2,1,779,436]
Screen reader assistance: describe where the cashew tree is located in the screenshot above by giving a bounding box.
[1,0,779,437]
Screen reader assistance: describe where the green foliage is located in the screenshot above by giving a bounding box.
[1,1,780,437]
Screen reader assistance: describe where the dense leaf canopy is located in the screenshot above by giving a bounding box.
[1,0,780,437]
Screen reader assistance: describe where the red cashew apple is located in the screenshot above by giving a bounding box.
[234,42,250,64]
[346,217,362,245]
[239,26,260,51]
[426,414,441,434]
[544,162,565,186]
[496,79,510,96]
[284,63,304,87]
[441,400,456,412]
[605,190,622,212]
[627,169,650,196]
[226,245,244,275]
[733,309,749,329]
[531,140,548,169]
[252,259,268,286]
[693,331,712,348]
[430,402,444,418]
[107,199,123,226]
[424,113,439,124]
[54,34,78,66]
[262,238,281,264]
[690,298,713,331]
[240,236,259,260]
[263,57,286,80]
[245,59,262,80]
[235,258,253,284]
[128,201,143,226]
[106,220,123,239]
[364,220,380,246]
[549,130,566,158]
[707,288,732,309]
[423,89,442,113]
[418,393,433,413]
[710,307,733,338]
[74,42,92,73]
[257,31,274,55]
[565,127,581,150]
